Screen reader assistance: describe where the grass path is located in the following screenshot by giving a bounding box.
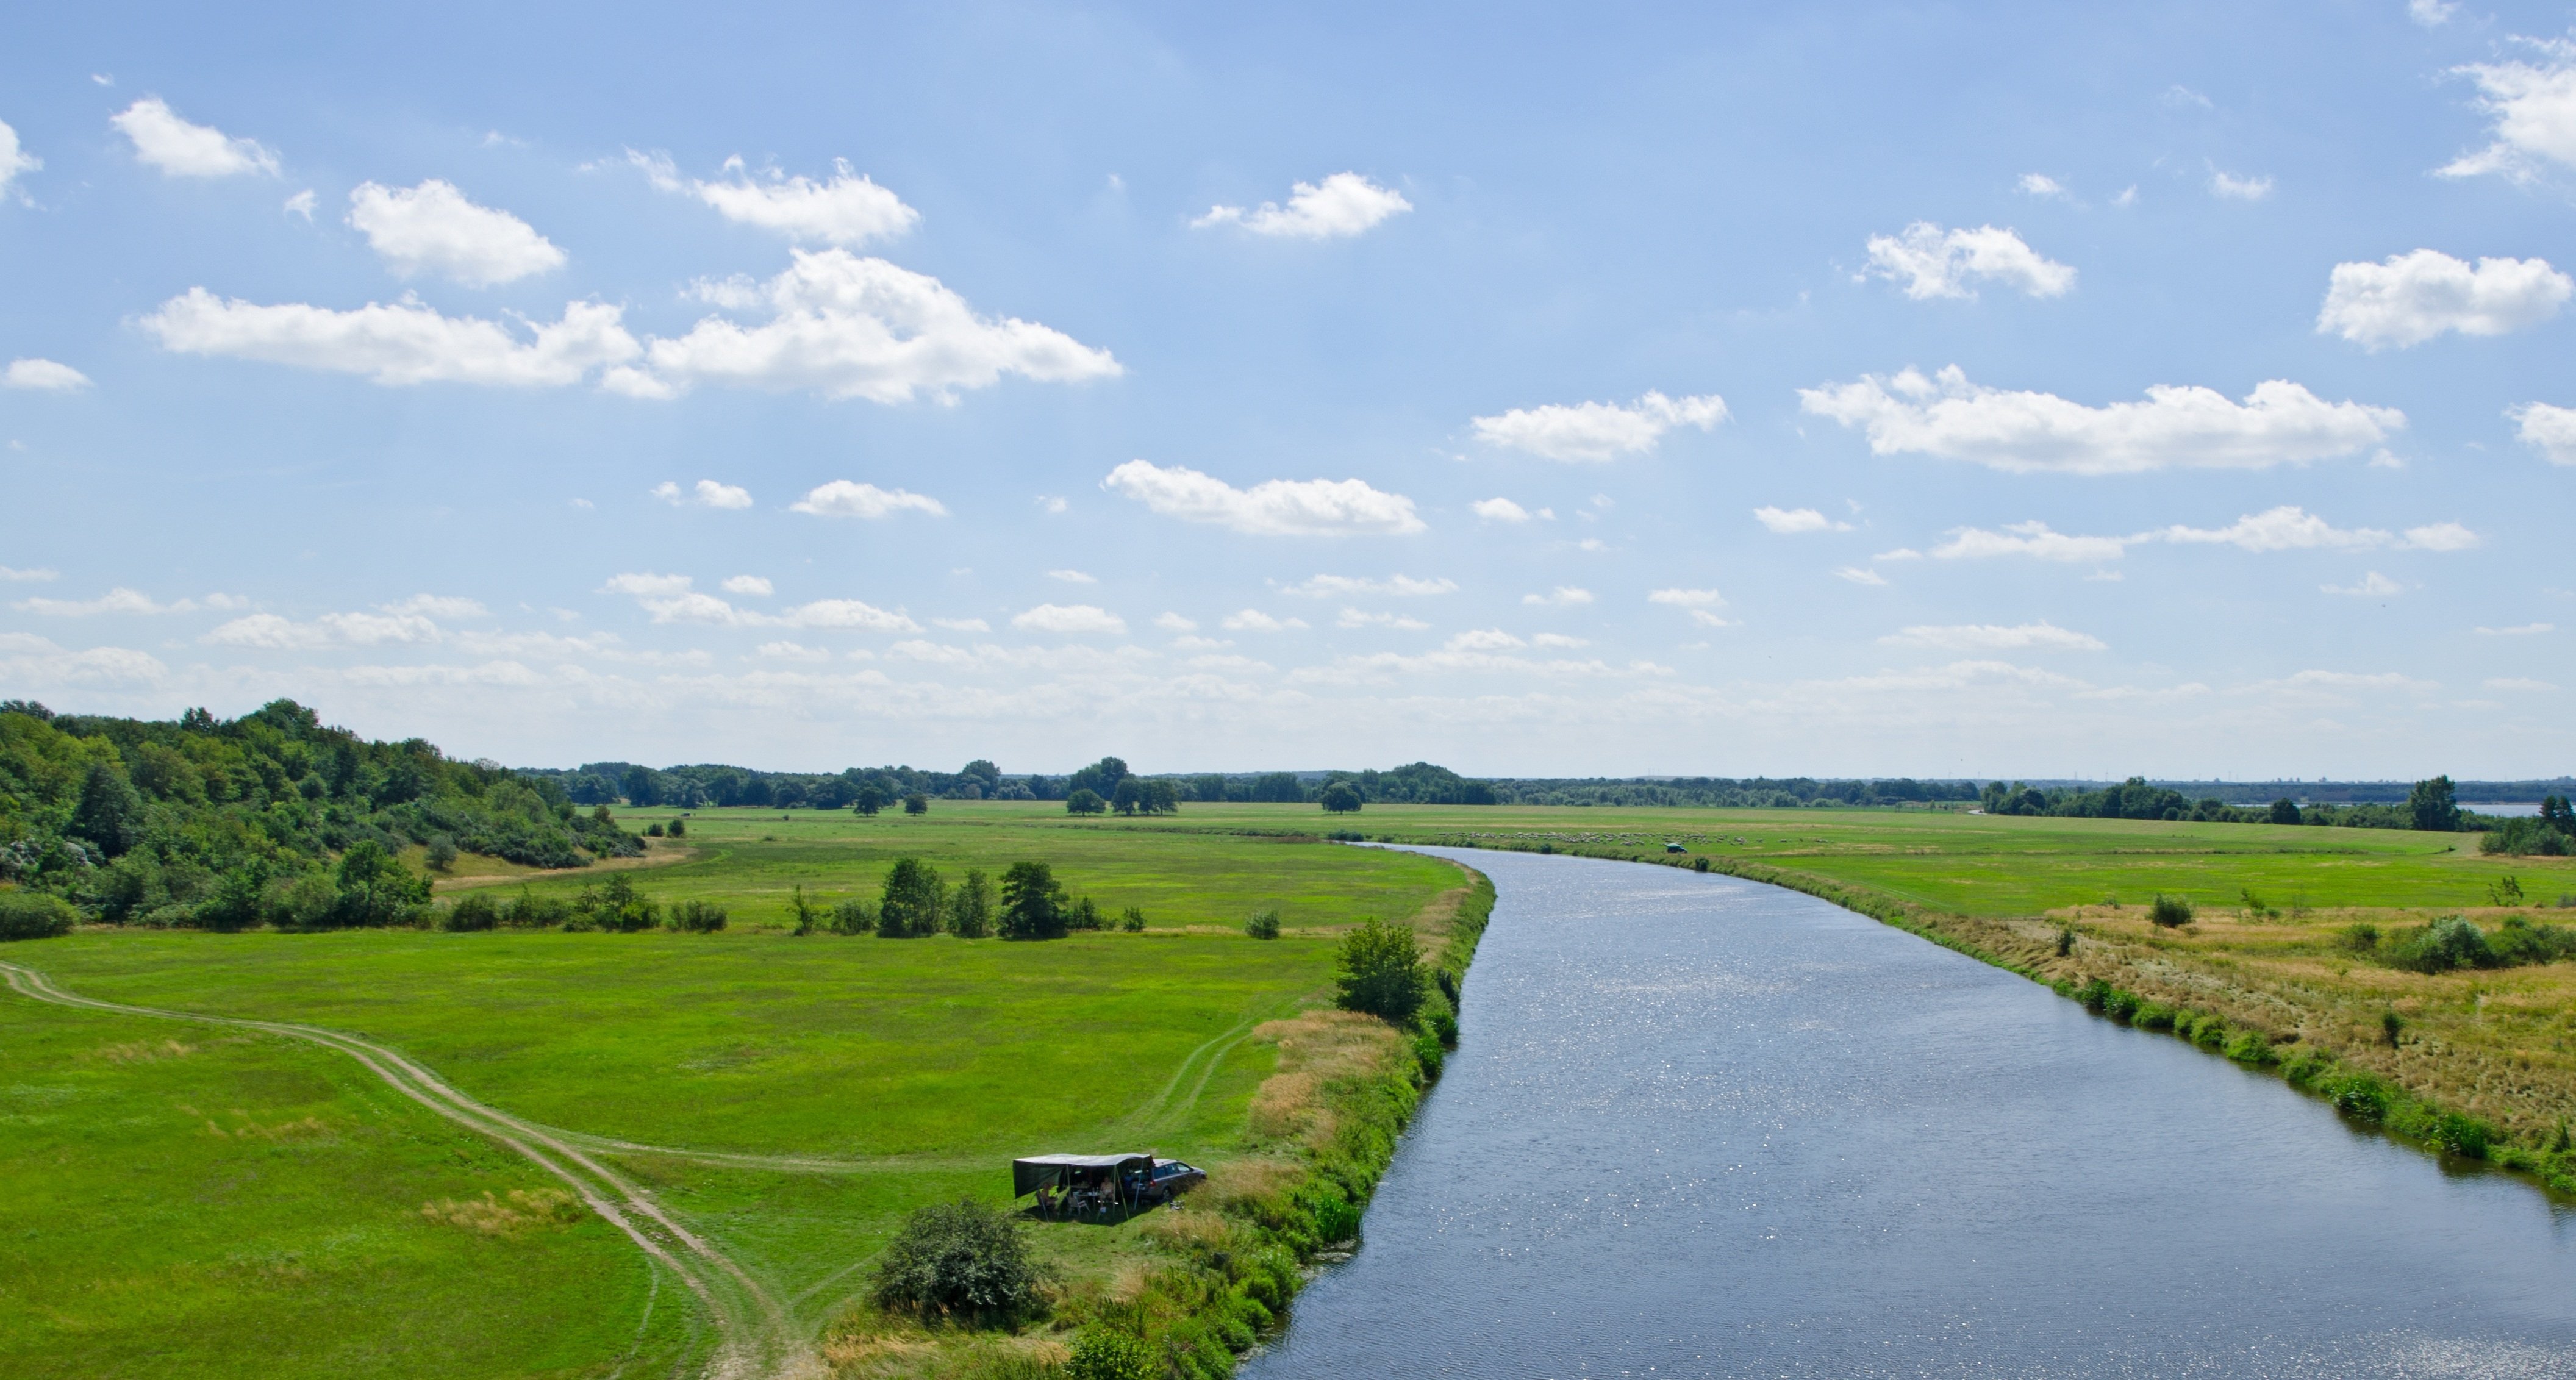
[0,958,807,1380]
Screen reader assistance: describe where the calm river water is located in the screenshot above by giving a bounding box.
[1242,848,2576,1379]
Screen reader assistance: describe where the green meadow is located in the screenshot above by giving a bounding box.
[7,799,2570,1379]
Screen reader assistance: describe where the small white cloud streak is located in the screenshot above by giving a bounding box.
[110,97,277,177]
[2317,250,2570,349]
[1862,223,2075,300]
[1192,172,1411,239]
[1471,391,1728,462]
[1101,460,1424,536]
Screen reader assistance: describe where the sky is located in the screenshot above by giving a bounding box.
[2,1,2573,779]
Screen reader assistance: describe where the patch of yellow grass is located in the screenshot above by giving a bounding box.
[418,1187,585,1237]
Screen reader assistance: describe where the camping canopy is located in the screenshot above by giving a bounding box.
[1013,1153,1151,1197]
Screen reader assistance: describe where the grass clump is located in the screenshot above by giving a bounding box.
[872,1199,1046,1324]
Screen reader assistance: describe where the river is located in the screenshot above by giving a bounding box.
[1242,848,2576,1379]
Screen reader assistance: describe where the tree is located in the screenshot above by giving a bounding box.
[1318,782,1364,813]
[1334,917,1426,1022]
[2408,775,2461,833]
[68,761,145,858]
[879,857,946,937]
[1111,778,1147,815]
[1065,788,1106,815]
[1067,756,1130,801]
[2268,798,2303,826]
[1250,771,1303,803]
[998,861,1067,939]
[903,792,929,816]
[949,868,995,937]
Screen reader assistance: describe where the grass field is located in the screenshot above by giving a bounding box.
[7,798,2573,1378]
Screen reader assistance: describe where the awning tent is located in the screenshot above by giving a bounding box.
[1013,1153,1151,1198]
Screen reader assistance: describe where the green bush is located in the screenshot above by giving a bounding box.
[2147,894,2194,928]
[440,892,500,932]
[0,890,79,940]
[670,899,728,932]
[1068,1329,1157,1380]
[1243,909,1281,940]
[871,1199,1043,1321]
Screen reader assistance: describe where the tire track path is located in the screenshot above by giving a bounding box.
[0,959,816,1380]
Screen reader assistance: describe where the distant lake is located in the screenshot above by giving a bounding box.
[1246,848,2576,1379]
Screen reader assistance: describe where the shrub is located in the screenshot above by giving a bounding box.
[1068,1329,1157,1380]
[1334,917,1425,1023]
[0,891,79,940]
[1244,909,1281,940]
[2147,894,2194,928]
[871,1199,1043,1320]
[1118,905,1146,933]
[670,899,728,932]
[829,898,875,935]
[441,892,501,932]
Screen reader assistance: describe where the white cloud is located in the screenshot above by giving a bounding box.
[1012,603,1126,635]
[2317,250,2571,349]
[1282,574,1457,598]
[1154,612,1197,632]
[2440,39,2576,181]
[2511,402,2576,464]
[1800,365,2402,474]
[1047,569,1097,584]
[1881,621,2106,652]
[754,641,832,662]
[1445,629,1525,651]
[15,587,206,616]
[2411,0,2458,26]
[4,359,89,391]
[2018,173,2068,198]
[1,566,59,582]
[1192,172,1411,240]
[1647,588,1726,608]
[610,249,1118,403]
[2209,170,2273,200]
[2475,623,2553,635]
[790,480,947,518]
[0,120,39,198]
[1522,585,1594,607]
[1752,506,1851,534]
[1834,567,1890,586]
[653,479,753,509]
[1101,459,1424,536]
[632,151,919,246]
[1470,391,1728,462]
[143,290,639,387]
[110,97,277,177]
[2323,572,2403,596]
[1531,632,1588,648]
[721,575,773,596]
[2486,676,2556,692]
[1470,497,1533,523]
[1221,612,1308,633]
[284,189,314,220]
[346,180,565,287]
[1933,521,2128,562]
[1337,609,1431,631]
[1862,223,2075,300]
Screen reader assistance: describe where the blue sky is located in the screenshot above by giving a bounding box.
[2,1,2572,778]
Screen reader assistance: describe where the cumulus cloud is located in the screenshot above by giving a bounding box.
[653,479,753,509]
[4,359,89,391]
[1220,609,1308,632]
[141,290,639,387]
[111,97,277,177]
[1101,459,1424,536]
[2323,572,2403,596]
[1522,585,1594,607]
[1012,603,1126,635]
[1752,506,1851,534]
[1470,391,1728,462]
[2440,39,2576,181]
[1337,609,1430,631]
[2512,402,2576,464]
[632,151,918,246]
[2317,250,2570,349]
[1862,223,2075,300]
[1881,621,2106,652]
[1799,365,2402,474]
[0,119,39,198]
[790,479,947,518]
[607,249,1118,403]
[346,180,565,287]
[1281,574,1457,598]
[1470,497,1535,523]
[1192,172,1411,239]
[721,575,773,596]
